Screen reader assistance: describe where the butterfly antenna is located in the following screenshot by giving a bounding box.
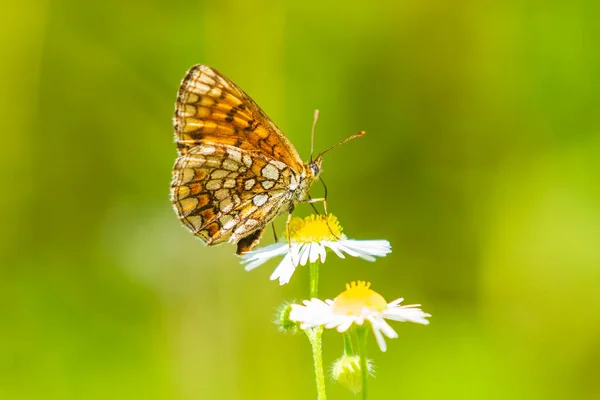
[317,130,366,158]
[310,109,320,163]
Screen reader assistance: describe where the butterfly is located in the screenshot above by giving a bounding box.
[170,65,363,254]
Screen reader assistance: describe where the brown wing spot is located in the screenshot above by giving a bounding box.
[236,228,264,255]
[189,183,203,195]
[225,106,238,123]
[194,170,208,182]
[258,138,274,155]
[245,119,258,132]
[201,208,216,222]
[176,142,188,154]
[197,193,211,208]
[250,158,267,176]
[206,222,220,238]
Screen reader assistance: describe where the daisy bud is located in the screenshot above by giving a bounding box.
[331,355,374,394]
[274,302,299,333]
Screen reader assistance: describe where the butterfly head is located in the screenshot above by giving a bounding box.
[308,154,324,178]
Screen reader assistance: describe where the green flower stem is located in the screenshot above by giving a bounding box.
[309,260,320,298]
[306,327,327,400]
[343,331,354,356]
[307,260,327,400]
[356,328,369,400]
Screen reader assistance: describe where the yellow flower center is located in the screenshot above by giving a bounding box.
[331,281,388,316]
[286,214,344,243]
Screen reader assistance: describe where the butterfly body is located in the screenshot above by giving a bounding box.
[171,65,322,254]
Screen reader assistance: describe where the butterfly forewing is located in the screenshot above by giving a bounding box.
[171,65,309,253]
[174,65,304,171]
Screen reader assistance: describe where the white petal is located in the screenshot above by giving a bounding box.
[383,305,431,325]
[352,239,392,253]
[309,243,322,263]
[269,253,297,285]
[299,243,311,266]
[335,318,354,332]
[324,315,346,329]
[317,242,328,262]
[241,242,289,270]
[371,324,388,352]
[290,299,334,327]
[387,298,404,307]
[289,304,309,323]
[357,253,377,262]
[335,242,361,257]
[341,239,392,259]
[326,242,346,259]
[370,316,398,339]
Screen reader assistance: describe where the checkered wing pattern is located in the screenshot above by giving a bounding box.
[171,65,307,253]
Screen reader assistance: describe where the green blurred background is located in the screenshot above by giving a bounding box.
[2,1,600,399]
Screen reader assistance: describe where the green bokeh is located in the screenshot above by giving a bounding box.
[2,1,600,399]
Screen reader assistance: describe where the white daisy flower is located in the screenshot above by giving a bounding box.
[240,214,391,285]
[289,281,431,352]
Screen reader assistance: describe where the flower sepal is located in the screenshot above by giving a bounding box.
[274,302,301,334]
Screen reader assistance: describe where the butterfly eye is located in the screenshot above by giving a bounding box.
[310,163,320,176]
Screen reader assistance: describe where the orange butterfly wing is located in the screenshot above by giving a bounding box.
[174,65,304,172]
[171,65,308,253]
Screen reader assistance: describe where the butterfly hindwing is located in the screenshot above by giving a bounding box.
[171,143,295,246]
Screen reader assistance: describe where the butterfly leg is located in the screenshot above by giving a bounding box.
[310,177,339,237]
[304,197,326,207]
[271,222,279,242]
[285,210,296,264]
[318,176,329,215]
[306,194,322,215]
